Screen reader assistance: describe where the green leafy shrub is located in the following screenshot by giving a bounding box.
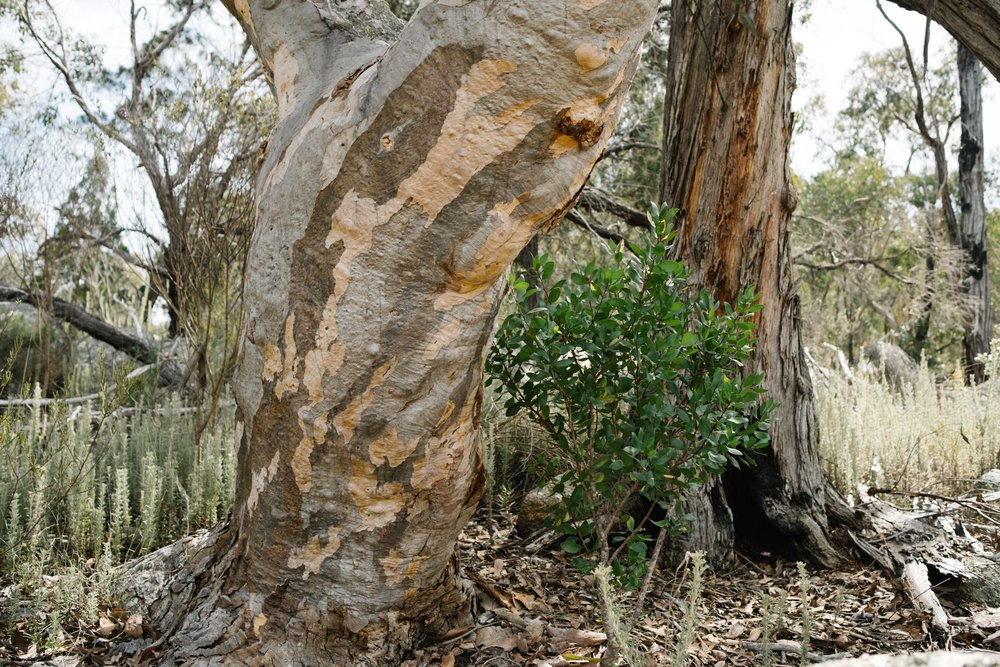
[486,204,772,583]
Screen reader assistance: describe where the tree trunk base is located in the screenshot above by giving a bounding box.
[120,522,475,666]
[722,455,841,569]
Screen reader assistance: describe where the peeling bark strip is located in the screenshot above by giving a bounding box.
[660,0,840,568]
[135,1,658,664]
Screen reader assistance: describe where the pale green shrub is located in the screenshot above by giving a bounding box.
[0,394,236,566]
[670,551,706,667]
[817,349,1000,495]
[0,384,237,650]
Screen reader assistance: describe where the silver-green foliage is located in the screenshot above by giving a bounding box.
[0,392,236,568]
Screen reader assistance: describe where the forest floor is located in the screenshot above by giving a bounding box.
[408,506,1000,667]
[5,502,1000,666]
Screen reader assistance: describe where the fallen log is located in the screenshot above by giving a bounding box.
[0,285,183,388]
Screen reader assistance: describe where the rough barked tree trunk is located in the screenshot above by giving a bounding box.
[128,0,658,664]
[659,0,840,568]
[957,42,992,382]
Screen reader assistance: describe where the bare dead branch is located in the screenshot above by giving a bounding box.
[794,255,914,284]
[876,0,960,247]
[20,0,140,155]
[576,189,652,231]
[0,284,182,386]
[566,210,639,255]
[600,141,661,160]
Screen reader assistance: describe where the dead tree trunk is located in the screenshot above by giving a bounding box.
[659,0,840,568]
[127,0,658,664]
[957,42,992,382]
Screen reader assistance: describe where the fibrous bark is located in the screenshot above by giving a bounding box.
[128,0,659,664]
[659,0,839,568]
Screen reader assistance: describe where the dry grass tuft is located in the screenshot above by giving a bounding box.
[816,345,1000,497]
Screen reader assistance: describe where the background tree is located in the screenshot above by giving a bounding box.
[794,24,993,374]
[792,156,938,364]
[11,0,270,402]
[659,0,842,568]
[957,43,991,380]
[873,5,982,371]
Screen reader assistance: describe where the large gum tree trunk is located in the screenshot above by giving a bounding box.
[128,0,658,664]
[659,0,840,568]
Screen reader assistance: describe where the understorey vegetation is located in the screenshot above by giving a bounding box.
[0,0,998,664]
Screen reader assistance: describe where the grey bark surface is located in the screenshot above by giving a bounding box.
[957,43,992,382]
[659,0,839,568]
[125,0,659,664]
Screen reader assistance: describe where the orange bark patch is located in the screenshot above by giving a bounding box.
[380,548,428,587]
[261,342,282,382]
[286,526,342,579]
[402,61,539,224]
[291,408,329,492]
[369,428,417,468]
[575,43,607,72]
[434,196,549,312]
[549,133,580,157]
[246,450,280,516]
[252,613,267,637]
[411,399,478,491]
[349,458,406,529]
[275,313,300,398]
[333,358,395,444]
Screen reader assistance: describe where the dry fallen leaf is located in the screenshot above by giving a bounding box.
[97,616,116,637]
[475,625,518,650]
[546,626,606,647]
[440,625,474,641]
[124,613,144,638]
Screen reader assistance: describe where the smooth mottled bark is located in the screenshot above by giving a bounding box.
[659,0,839,568]
[129,1,658,664]
[957,43,992,382]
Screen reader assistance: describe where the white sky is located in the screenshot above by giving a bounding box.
[792,0,999,183]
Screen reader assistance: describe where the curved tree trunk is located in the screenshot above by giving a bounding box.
[957,42,992,382]
[128,0,658,664]
[659,0,840,568]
